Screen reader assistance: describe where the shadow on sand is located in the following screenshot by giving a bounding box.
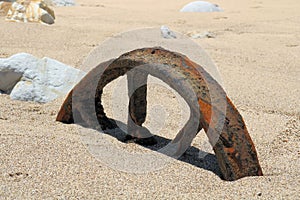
[86,119,223,179]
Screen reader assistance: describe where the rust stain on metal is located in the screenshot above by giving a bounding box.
[56,47,263,181]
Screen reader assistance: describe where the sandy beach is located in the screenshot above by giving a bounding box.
[0,0,299,199]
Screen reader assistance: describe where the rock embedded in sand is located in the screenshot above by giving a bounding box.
[0,53,86,103]
[160,26,177,39]
[180,1,223,12]
[40,12,55,24]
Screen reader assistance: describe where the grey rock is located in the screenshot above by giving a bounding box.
[41,13,55,24]
[0,53,85,103]
[160,26,177,39]
[180,1,223,12]
[0,71,22,93]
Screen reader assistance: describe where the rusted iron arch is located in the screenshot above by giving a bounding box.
[99,60,204,158]
[56,47,263,181]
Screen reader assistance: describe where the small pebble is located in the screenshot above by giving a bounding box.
[160,26,177,39]
[191,31,215,39]
[257,192,262,196]
[0,116,8,120]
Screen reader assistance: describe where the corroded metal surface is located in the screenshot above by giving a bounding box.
[56,47,263,181]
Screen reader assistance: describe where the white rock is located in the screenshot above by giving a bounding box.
[0,53,86,103]
[160,26,177,39]
[180,1,223,12]
[51,0,75,6]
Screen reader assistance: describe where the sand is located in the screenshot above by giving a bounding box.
[0,0,299,199]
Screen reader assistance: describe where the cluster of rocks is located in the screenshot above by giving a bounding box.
[0,1,222,103]
[0,0,55,24]
[0,1,222,25]
[161,1,221,40]
[0,53,85,103]
[0,0,75,24]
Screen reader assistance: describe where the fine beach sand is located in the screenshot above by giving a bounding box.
[0,0,299,199]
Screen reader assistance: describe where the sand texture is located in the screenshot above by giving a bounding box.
[0,0,299,199]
